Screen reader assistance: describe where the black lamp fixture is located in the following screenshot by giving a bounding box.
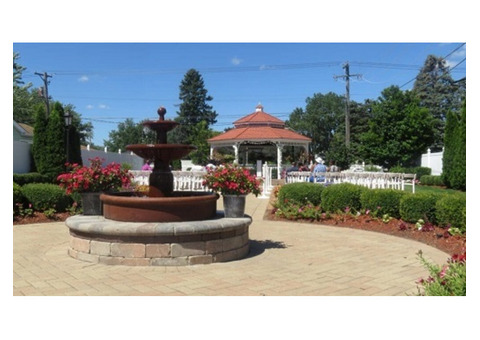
[64,111,72,162]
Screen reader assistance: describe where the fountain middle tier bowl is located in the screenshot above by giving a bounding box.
[126,144,197,161]
[100,191,219,222]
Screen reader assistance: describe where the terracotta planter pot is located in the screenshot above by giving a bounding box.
[222,194,247,218]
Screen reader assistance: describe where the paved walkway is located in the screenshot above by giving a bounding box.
[13,195,450,296]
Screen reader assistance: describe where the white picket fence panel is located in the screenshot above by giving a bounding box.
[130,170,210,191]
[285,171,416,192]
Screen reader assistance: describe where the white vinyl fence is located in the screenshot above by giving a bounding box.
[286,171,416,193]
[130,170,210,191]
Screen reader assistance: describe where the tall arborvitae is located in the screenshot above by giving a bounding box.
[442,101,466,191]
[32,104,48,174]
[45,102,67,176]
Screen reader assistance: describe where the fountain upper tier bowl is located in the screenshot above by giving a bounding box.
[126,144,196,162]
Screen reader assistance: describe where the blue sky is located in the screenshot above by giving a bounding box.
[13,42,466,147]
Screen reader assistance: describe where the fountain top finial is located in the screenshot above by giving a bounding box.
[157,106,167,121]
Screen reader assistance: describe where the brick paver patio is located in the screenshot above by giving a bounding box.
[13,195,449,296]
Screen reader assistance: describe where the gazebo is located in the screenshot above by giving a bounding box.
[208,104,311,179]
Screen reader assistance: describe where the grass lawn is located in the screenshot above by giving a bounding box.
[404,184,465,195]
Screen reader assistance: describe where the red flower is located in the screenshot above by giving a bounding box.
[57,157,132,194]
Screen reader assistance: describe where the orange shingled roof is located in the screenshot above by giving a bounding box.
[233,111,285,126]
[209,104,311,143]
[208,126,311,142]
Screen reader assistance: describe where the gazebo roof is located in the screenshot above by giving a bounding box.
[208,104,311,144]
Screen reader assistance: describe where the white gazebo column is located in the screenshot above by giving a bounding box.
[233,142,240,164]
[276,143,283,179]
[210,146,214,159]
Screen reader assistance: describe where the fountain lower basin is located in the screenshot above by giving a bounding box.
[101,191,219,222]
[66,214,252,266]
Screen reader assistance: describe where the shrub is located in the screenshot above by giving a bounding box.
[399,192,441,223]
[21,183,71,212]
[420,175,445,187]
[13,182,24,211]
[360,189,406,219]
[277,182,324,207]
[435,193,466,232]
[13,172,54,186]
[321,183,367,213]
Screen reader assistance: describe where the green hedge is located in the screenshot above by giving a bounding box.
[360,189,406,218]
[399,192,442,223]
[435,194,466,231]
[321,183,367,213]
[13,172,55,186]
[277,182,324,206]
[13,182,24,210]
[389,166,431,179]
[420,175,445,187]
[21,183,71,212]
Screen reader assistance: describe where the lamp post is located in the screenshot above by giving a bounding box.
[64,111,72,163]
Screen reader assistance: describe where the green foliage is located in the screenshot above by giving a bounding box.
[416,250,466,296]
[44,102,67,177]
[21,183,71,212]
[420,175,445,187]
[399,192,441,223]
[286,92,345,156]
[389,166,431,178]
[13,172,54,185]
[321,183,366,213]
[360,189,406,219]
[442,102,466,190]
[13,182,24,211]
[32,104,48,173]
[171,69,217,148]
[435,193,466,231]
[413,55,465,150]
[359,86,435,168]
[277,182,324,207]
[104,118,155,152]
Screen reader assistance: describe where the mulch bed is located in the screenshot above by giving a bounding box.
[263,195,466,257]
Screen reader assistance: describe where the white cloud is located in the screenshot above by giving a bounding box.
[99,104,109,109]
[78,75,89,82]
[231,57,242,65]
[446,45,466,68]
[86,104,94,110]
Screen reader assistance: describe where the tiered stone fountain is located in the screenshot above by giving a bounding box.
[65,107,251,266]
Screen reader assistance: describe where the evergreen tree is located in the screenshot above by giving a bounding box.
[32,104,48,173]
[413,55,462,151]
[443,102,466,190]
[171,69,217,145]
[45,102,67,176]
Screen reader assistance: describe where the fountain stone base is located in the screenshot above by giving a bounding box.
[65,214,251,266]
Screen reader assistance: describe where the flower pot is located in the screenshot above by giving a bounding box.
[81,192,103,215]
[222,194,246,218]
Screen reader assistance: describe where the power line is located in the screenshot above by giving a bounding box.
[399,43,466,89]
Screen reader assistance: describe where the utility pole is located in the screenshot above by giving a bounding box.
[35,71,53,116]
[334,62,361,147]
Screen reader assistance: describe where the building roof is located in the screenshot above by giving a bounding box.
[208,104,311,144]
[233,104,285,128]
[209,126,311,142]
